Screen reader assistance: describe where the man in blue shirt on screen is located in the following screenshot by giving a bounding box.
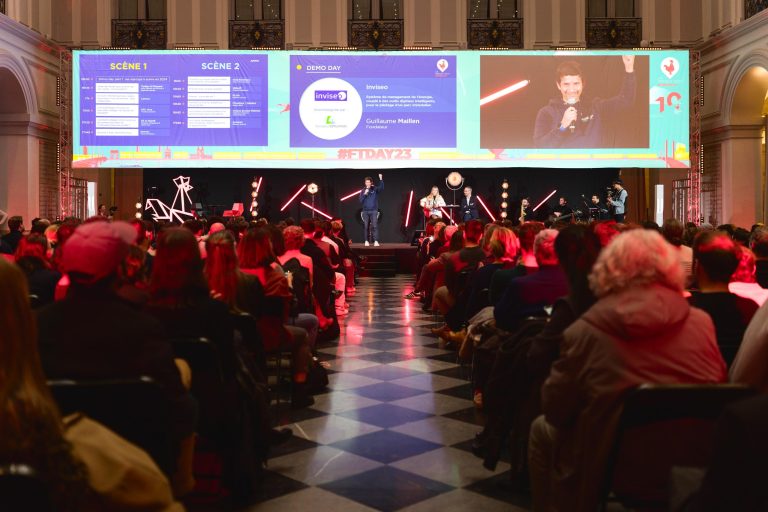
[359,173,383,246]
[533,55,636,148]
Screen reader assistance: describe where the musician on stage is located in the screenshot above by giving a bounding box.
[419,186,446,219]
[518,197,531,224]
[552,196,573,219]
[589,193,610,221]
[460,186,480,222]
[608,179,628,223]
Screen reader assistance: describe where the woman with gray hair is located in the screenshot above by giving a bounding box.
[528,229,727,512]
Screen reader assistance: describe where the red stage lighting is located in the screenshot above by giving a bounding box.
[280,184,307,211]
[439,207,454,224]
[480,79,530,106]
[301,201,333,219]
[404,190,414,227]
[533,189,557,212]
[340,190,361,201]
[476,195,497,222]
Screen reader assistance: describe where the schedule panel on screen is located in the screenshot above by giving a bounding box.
[77,53,268,147]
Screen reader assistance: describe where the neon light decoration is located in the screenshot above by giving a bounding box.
[144,175,196,223]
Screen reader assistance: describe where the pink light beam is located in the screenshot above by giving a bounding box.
[300,201,333,219]
[533,189,557,212]
[404,190,414,227]
[476,195,497,222]
[280,184,307,211]
[479,79,531,106]
[340,189,361,201]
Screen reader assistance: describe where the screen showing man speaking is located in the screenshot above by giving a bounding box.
[72,49,690,170]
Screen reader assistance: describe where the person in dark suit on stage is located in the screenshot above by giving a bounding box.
[460,186,480,222]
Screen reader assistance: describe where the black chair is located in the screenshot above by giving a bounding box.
[232,311,296,406]
[601,383,756,511]
[48,376,174,477]
[169,337,228,437]
[0,464,54,512]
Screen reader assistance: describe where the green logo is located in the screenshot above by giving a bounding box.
[325,116,334,125]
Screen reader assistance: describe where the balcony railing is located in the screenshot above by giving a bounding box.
[467,19,523,49]
[111,19,167,49]
[586,17,641,48]
[348,19,403,50]
[745,0,768,19]
[229,20,285,49]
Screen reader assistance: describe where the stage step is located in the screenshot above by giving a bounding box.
[350,243,417,276]
[360,252,397,277]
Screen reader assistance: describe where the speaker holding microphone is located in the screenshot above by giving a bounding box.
[566,98,578,133]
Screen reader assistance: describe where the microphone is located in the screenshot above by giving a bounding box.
[566,98,578,133]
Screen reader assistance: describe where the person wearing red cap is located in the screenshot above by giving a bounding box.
[36,221,198,496]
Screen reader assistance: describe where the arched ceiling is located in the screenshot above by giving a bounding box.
[731,66,768,125]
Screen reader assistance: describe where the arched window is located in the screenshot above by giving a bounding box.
[349,0,401,21]
[117,0,167,20]
[587,0,637,17]
[468,0,521,20]
[233,0,283,21]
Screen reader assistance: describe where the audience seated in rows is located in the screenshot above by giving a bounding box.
[489,222,544,305]
[528,229,727,512]
[493,229,568,331]
[35,221,198,496]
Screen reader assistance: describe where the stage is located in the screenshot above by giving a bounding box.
[350,243,417,277]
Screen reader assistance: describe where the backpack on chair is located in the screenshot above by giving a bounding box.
[281,257,314,315]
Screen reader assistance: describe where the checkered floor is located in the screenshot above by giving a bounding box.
[245,276,531,512]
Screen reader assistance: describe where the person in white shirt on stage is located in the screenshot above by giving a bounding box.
[420,186,446,219]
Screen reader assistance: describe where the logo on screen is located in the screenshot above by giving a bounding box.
[315,90,348,101]
[436,59,449,73]
[661,58,679,79]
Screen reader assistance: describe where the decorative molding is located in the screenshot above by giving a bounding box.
[585,17,641,48]
[348,19,403,50]
[228,20,285,49]
[745,0,768,19]
[467,19,523,49]
[702,123,764,144]
[698,5,768,53]
[111,19,167,49]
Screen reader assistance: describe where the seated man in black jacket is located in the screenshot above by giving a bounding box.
[36,220,197,495]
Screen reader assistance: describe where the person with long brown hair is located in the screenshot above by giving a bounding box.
[0,258,89,511]
[205,229,314,408]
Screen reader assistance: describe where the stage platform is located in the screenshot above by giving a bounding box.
[350,243,417,277]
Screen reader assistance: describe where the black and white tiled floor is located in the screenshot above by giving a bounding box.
[247,276,531,512]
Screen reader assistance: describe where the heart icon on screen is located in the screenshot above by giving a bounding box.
[436,59,449,73]
[661,57,679,79]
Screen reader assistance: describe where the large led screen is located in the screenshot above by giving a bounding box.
[72,49,690,169]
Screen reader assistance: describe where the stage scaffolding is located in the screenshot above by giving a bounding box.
[58,48,73,219]
[688,50,702,224]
